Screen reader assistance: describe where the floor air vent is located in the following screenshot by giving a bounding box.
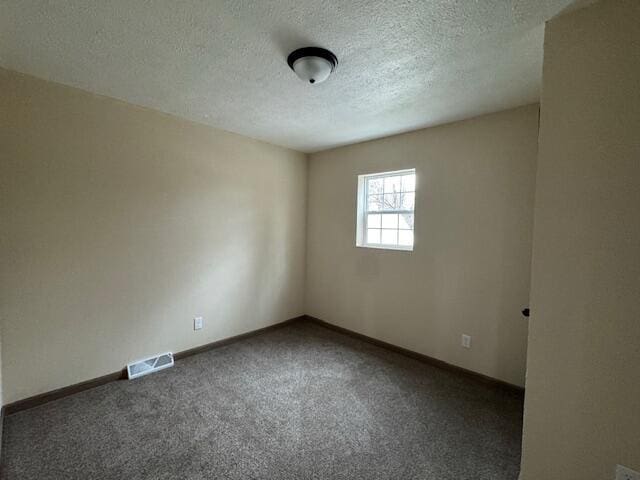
[127,352,174,379]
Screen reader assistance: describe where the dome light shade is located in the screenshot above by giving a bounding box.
[287,47,338,85]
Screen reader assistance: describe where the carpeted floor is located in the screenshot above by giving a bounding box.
[2,320,524,479]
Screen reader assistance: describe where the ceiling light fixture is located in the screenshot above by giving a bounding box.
[287,47,338,85]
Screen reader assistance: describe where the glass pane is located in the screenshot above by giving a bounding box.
[381,213,398,229]
[367,229,381,244]
[398,230,414,246]
[367,177,383,195]
[381,229,398,245]
[382,193,401,211]
[383,175,402,194]
[368,195,383,212]
[401,174,416,192]
[401,192,415,211]
[399,213,414,230]
[367,213,381,228]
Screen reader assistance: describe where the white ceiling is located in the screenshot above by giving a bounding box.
[1,0,577,153]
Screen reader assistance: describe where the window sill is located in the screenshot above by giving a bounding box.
[356,244,413,252]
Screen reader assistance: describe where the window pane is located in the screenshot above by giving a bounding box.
[401,174,415,192]
[381,229,398,245]
[401,192,415,210]
[367,177,383,195]
[383,175,402,194]
[399,213,414,230]
[398,230,414,246]
[367,229,381,244]
[383,193,401,210]
[368,195,383,212]
[367,213,381,228]
[358,170,416,251]
[381,213,398,229]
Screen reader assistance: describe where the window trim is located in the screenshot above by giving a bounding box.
[356,168,416,252]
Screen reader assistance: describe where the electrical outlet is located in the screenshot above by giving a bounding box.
[461,334,471,348]
[193,316,203,330]
[616,465,640,480]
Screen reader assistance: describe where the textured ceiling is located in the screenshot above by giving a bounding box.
[0,0,577,152]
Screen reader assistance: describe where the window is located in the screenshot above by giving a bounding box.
[356,169,416,251]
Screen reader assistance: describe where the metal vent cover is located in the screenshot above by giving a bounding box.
[127,352,174,380]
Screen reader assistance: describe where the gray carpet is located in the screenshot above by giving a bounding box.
[2,320,524,479]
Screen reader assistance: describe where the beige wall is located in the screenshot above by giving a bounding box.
[520,0,640,478]
[306,105,539,387]
[0,69,307,404]
[0,326,2,406]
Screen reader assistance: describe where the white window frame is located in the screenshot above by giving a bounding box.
[356,168,416,252]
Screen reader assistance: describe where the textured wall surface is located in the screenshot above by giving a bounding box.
[520,0,640,478]
[0,0,574,152]
[306,105,539,388]
[0,69,307,404]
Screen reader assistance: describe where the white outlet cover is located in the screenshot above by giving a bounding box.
[462,334,472,348]
[194,316,203,330]
[616,465,640,480]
